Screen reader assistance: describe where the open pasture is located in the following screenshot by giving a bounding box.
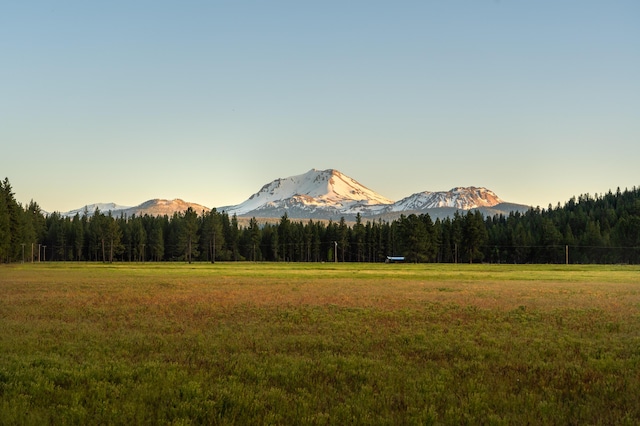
[1,263,639,425]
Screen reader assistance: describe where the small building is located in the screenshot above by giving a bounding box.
[385,256,405,263]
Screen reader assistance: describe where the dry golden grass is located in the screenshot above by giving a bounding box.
[1,262,640,424]
[2,262,639,321]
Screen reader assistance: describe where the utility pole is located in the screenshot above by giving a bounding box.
[42,245,46,262]
[334,241,337,263]
[565,245,569,265]
[38,244,41,262]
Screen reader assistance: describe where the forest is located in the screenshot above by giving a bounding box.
[1,177,640,264]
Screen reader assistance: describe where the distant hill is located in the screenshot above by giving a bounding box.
[60,199,210,218]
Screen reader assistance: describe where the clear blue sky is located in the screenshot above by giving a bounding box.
[2,1,639,213]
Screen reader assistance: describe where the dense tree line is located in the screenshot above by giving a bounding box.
[2,178,640,264]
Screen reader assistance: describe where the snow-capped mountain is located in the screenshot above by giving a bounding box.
[60,199,210,218]
[219,169,528,219]
[58,168,530,220]
[389,187,503,212]
[220,169,394,218]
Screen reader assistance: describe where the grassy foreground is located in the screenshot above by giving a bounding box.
[1,263,639,425]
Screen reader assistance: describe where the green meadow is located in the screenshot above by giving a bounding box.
[1,263,639,425]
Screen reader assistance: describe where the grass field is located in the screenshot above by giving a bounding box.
[1,263,639,425]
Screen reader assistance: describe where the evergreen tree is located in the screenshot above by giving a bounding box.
[17,205,36,262]
[353,213,365,262]
[262,223,278,261]
[0,186,10,262]
[248,217,261,261]
[106,213,123,263]
[0,178,22,262]
[311,220,323,262]
[337,217,349,262]
[462,211,487,263]
[421,213,437,262]
[70,214,85,261]
[614,216,640,263]
[165,213,182,260]
[540,217,563,263]
[45,212,67,261]
[178,207,200,263]
[200,209,223,262]
[278,213,291,261]
[229,214,240,261]
[397,214,427,262]
[451,212,464,263]
[148,217,165,261]
[511,221,530,263]
[130,216,147,261]
[86,209,100,261]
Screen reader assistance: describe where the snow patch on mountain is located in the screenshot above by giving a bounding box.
[62,202,132,217]
[389,187,503,212]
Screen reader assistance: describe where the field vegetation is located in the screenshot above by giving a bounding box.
[1,263,639,424]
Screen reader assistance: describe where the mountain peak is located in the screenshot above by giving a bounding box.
[222,168,393,217]
[391,187,504,211]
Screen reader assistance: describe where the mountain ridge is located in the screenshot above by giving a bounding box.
[59,168,530,219]
[61,199,210,218]
[218,169,529,220]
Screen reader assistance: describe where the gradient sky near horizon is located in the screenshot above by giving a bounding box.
[2,1,639,213]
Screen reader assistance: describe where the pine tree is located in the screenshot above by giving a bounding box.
[130,216,146,262]
[148,220,165,261]
[278,213,291,261]
[462,211,487,263]
[1,178,22,262]
[200,210,222,262]
[353,213,365,262]
[0,186,10,262]
[337,217,349,262]
[248,217,261,261]
[106,213,123,263]
[179,207,199,263]
[229,214,240,261]
[407,215,428,262]
[71,214,84,261]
